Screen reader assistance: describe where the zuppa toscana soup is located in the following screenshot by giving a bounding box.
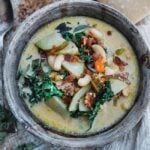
[17,16,139,135]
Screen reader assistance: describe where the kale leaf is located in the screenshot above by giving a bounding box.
[62,32,73,41]
[57,25,93,63]
[88,80,114,128]
[69,81,114,130]
[18,59,63,105]
[74,32,85,47]
[79,47,93,63]
[32,76,63,102]
[74,32,93,62]
[56,22,72,33]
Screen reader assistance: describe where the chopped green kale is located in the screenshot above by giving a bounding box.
[79,47,93,63]
[56,22,72,33]
[74,32,85,47]
[62,32,73,41]
[18,59,63,105]
[88,80,114,128]
[69,81,114,130]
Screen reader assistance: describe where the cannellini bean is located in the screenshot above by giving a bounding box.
[120,102,130,111]
[105,67,115,75]
[78,74,91,87]
[48,55,56,69]
[122,86,130,97]
[92,44,106,62]
[53,54,64,71]
[85,28,103,41]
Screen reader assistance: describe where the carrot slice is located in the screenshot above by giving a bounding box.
[94,57,105,73]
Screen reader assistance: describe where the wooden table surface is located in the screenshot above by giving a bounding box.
[0,0,150,149]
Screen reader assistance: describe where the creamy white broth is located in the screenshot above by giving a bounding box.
[18,16,139,134]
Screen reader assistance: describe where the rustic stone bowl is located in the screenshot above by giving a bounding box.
[3,0,150,148]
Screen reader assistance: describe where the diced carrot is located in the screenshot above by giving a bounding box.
[94,57,105,73]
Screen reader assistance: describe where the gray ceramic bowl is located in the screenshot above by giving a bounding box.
[3,0,150,148]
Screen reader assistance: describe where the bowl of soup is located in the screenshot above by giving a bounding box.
[3,0,150,148]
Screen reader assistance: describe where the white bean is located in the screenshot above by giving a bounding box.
[92,44,106,62]
[121,103,130,111]
[85,28,103,41]
[105,67,115,75]
[122,86,130,97]
[48,55,56,69]
[53,54,64,71]
[78,74,91,87]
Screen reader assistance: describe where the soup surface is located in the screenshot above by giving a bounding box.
[17,16,139,135]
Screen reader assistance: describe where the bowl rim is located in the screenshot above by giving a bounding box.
[3,0,150,148]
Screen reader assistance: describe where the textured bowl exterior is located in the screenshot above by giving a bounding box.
[3,0,150,148]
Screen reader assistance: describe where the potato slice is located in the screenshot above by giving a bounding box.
[110,79,128,95]
[62,61,85,78]
[57,41,79,55]
[79,98,89,111]
[46,96,68,116]
[69,84,91,111]
[35,31,67,51]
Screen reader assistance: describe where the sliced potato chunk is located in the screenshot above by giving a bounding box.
[69,84,91,111]
[35,31,67,51]
[46,96,68,116]
[110,79,128,95]
[79,98,89,111]
[57,41,79,55]
[62,61,84,78]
